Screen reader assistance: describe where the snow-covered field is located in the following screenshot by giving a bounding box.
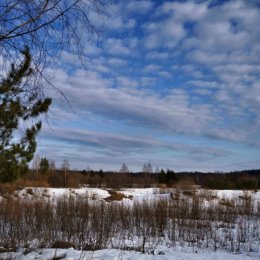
[1,247,259,260]
[11,186,161,201]
[8,186,260,204]
[0,187,259,260]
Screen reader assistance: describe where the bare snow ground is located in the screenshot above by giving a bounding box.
[0,248,259,260]
[12,187,160,201]
[11,186,260,203]
[9,187,260,211]
[12,187,110,202]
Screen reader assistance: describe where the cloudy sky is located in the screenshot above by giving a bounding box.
[38,0,260,172]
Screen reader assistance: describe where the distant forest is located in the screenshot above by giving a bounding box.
[19,168,260,190]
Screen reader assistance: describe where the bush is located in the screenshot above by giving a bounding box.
[52,241,75,249]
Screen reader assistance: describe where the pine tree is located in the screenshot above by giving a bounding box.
[0,47,51,182]
[39,157,50,175]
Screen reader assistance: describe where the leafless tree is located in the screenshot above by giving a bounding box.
[120,163,129,174]
[143,163,152,186]
[120,163,129,187]
[0,0,111,92]
[155,166,160,174]
[49,159,56,175]
[32,154,41,185]
[61,158,70,187]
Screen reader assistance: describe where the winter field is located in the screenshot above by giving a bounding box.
[0,187,259,260]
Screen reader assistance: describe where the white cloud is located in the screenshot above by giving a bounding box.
[47,68,250,143]
[140,77,157,87]
[126,37,139,49]
[159,1,208,20]
[144,64,161,72]
[47,106,78,123]
[144,19,186,48]
[105,38,130,55]
[143,1,209,49]
[158,71,172,78]
[214,64,260,75]
[108,58,128,67]
[39,0,260,170]
[196,21,250,51]
[42,127,231,158]
[116,76,138,88]
[188,50,227,65]
[104,17,136,30]
[187,80,221,89]
[146,51,169,60]
[126,1,154,14]
[88,3,136,31]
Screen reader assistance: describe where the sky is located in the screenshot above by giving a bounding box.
[37,0,260,172]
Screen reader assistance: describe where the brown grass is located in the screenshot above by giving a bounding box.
[26,188,34,195]
[0,192,258,253]
[173,176,196,189]
[15,178,49,188]
[219,198,234,208]
[0,183,17,196]
[199,189,218,201]
[104,190,133,202]
[182,190,196,197]
[52,240,75,249]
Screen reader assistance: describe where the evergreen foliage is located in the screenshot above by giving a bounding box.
[0,47,51,182]
[40,157,50,175]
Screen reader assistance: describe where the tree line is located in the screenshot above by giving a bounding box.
[5,156,258,190]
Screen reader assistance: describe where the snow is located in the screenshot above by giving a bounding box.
[216,190,246,200]
[13,187,111,202]
[0,248,259,260]
[9,187,260,205]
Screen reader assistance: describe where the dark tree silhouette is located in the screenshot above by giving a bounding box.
[0,47,51,182]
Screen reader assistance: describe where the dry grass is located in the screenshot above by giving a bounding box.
[173,176,196,189]
[157,183,168,189]
[199,189,218,201]
[219,198,234,207]
[104,190,133,202]
[0,192,259,253]
[15,178,49,188]
[52,240,75,249]
[0,183,17,196]
[26,188,34,195]
[182,190,196,197]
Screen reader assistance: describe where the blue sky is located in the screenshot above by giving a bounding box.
[37,0,260,172]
